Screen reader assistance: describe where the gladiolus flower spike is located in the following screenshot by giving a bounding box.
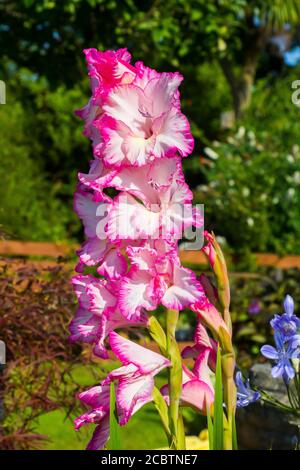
[71,48,237,450]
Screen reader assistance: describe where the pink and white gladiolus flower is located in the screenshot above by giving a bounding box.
[104,332,171,425]
[161,349,214,413]
[71,47,237,450]
[77,49,193,166]
[182,321,217,371]
[119,243,204,320]
[75,332,170,449]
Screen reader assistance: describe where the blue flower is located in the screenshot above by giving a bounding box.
[289,334,300,359]
[270,295,300,340]
[235,371,260,408]
[261,332,298,384]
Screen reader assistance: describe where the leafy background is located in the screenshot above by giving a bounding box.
[0,0,300,254]
[1,0,300,450]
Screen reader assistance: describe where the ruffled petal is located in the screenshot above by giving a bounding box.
[143,72,183,115]
[110,165,159,206]
[103,84,150,134]
[77,237,108,267]
[93,308,148,359]
[133,61,161,90]
[116,375,154,425]
[126,246,157,273]
[100,116,134,167]
[69,308,100,344]
[118,268,157,319]
[162,265,203,310]
[86,279,117,315]
[147,157,182,189]
[78,159,116,194]
[83,47,135,98]
[109,332,171,375]
[72,275,117,315]
[107,193,160,241]
[74,408,106,430]
[97,249,127,280]
[78,384,110,410]
[74,191,109,238]
[152,107,194,158]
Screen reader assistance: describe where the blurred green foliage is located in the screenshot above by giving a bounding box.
[195,69,300,254]
[198,131,300,254]
[0,0,299,251]
[0,67,90,240]
[0,94,70,240]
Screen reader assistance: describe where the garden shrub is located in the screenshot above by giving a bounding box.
[0,261,85,449]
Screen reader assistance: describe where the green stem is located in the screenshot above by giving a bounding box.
[177,411,186,449]
[286,381,298,409]
[166,309,185,450]
[222,412,231,450]
[260,390,300,415]
[221,347,236,450]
